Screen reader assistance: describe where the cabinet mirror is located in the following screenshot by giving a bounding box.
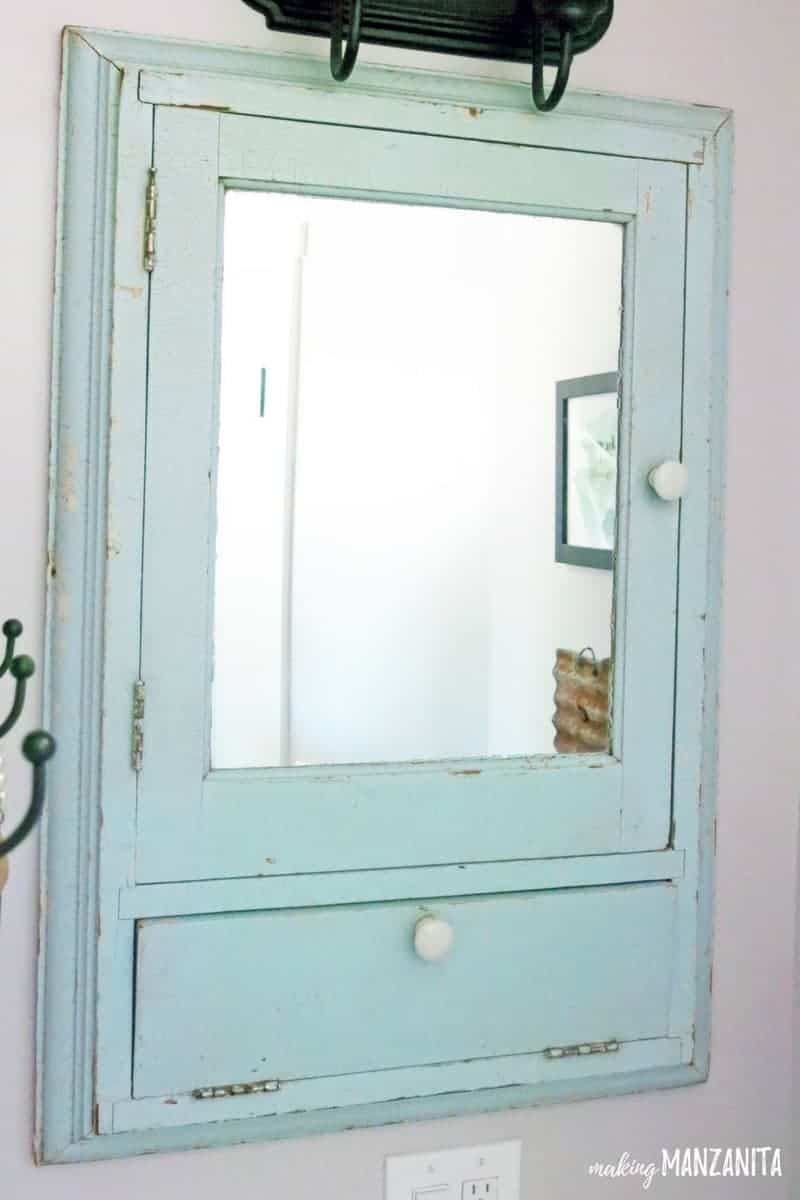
[214,191,622,769]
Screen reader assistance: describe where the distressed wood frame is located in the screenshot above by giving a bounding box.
[37,26,731,1163]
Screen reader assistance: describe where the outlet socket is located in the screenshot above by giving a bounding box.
[462,1180,499,1200]
[386,1141,520,1200]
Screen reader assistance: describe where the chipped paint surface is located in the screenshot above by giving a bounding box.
[180,102,232,113]
[60,439,80,513]
[115,283,144,299]
[55,590,71,623]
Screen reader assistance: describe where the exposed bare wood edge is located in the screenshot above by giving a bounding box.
[687,113,732,1080]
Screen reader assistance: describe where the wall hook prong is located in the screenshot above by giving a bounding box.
[330,0,363,81]
[0,619,23,678]
[0,731,57,859]
[0,655,35,739]
[530,1,612,113]
[531,19,574,112]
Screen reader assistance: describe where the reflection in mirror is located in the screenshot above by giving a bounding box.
[212,192,622,769]
[566,391,617,554]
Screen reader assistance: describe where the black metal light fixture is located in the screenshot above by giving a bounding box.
[241,0,613,112]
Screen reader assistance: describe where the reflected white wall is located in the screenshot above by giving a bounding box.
[213,194,622,767]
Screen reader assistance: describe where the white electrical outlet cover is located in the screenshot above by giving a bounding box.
[386,1140,520,1200]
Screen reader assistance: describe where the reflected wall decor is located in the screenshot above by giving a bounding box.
[555,372,619,571]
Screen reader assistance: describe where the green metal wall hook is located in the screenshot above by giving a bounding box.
[0,618,57,859]
[0,654,35,738]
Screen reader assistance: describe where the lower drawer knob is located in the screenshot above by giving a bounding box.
[414,916,454,962]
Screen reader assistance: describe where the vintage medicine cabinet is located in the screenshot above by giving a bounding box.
[38,27,730,1162]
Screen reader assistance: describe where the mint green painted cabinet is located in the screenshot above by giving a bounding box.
[37,27,731,1163]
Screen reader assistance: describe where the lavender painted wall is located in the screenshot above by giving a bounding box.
[1,1,798,1195]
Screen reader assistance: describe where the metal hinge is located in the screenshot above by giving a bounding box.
[131,679,145,772]
[143,167,157,273]
[544,1039,620,1060]
[192,1078,281,1101]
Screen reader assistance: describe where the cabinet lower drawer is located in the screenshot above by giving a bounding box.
[133,883,677,1099]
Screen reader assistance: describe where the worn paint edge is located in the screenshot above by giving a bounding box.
[73,25,728,159]
[119,850,685,919]
[688,113,733,1079]
[36,30,123,1163]
[113,1037,684,1133]
[43,1062,705,1163]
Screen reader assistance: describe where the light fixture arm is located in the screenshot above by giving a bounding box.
[330,0,363,81]
[531,20,574,112]
[530,0,609,112]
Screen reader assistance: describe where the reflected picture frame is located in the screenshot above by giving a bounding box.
[555,371,619,571]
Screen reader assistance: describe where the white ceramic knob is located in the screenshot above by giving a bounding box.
[413,916,454,963]
[648,461,689,502]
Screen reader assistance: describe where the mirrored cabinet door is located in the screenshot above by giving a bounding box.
[137,108,686,883]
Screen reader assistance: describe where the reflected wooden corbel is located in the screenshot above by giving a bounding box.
[552,647,611,753]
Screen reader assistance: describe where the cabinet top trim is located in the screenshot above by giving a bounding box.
[68,26,731,166]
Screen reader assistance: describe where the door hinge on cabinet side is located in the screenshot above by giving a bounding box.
[192,1078,281,1100]
[131,679,145,772]
[544,1039,620,1060]
[143,167,157,273]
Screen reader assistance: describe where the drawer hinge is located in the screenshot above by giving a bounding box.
[544,1039,620,1060]
[143,167,157,273]
[131,679,145,772]
[192,1078,281,1101]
